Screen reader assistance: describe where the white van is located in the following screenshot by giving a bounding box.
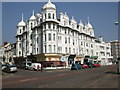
[29,63,41,71]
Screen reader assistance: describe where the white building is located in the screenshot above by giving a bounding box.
[0,42,16,65]
[16,0,112,67]
[0,45,4,64]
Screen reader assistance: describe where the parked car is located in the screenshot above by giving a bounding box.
[16,64,21,69]
[28,63,41,71]
[71,64,78,70]
[93,63,101,67]
[2,64,8,71]
[86,62,94,68]
[81,64,89,69]
[71,64,82,70]
[76,64,83,69]
[4,65,17,73]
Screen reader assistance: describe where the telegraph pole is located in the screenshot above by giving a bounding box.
[115,21,120,74]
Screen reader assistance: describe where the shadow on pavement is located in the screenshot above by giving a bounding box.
[105,71,119,74]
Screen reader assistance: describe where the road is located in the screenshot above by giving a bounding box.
[2,65,119,88]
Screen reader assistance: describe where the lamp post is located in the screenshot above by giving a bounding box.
[115,21,120,74]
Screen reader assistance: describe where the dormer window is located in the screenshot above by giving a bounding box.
[20,29,21,33]
[48,13,51,19]
[31,23,33,28]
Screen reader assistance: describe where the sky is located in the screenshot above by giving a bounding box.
[2,1,118,44]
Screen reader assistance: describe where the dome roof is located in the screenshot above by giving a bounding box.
[87,16,93,28]
[79,20,84,27]
[17,20,26,26]
[17,14,26,26]
[29,10,36,20]
[42,0,56,10]
[87,23,93,28]
[30,15,36,20]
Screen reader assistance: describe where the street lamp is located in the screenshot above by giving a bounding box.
[115,21,120,74]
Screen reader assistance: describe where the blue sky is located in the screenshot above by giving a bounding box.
[2,2,118,44]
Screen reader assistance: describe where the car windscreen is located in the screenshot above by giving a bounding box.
[2,64,7,66]
[10,65,16,67]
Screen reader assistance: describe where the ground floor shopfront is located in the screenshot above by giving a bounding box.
[15,53,112,67]
[35,53,84,67]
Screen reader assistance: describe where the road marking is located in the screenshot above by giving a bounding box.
[20,78,38,82]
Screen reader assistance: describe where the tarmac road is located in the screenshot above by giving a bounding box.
[2,65,119,88]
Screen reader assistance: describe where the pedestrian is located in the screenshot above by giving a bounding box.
[41,64,43,72]
[37,65,40,72]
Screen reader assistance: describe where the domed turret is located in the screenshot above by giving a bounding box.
[42,0,56,10]
[87,16,93,28]
[79,20,84,27]
[17,14,26,26]
[29,10,36,20]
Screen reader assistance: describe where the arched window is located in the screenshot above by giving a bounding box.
[45,34,46,41]
[53,24,55,29]
[44,24,46,29]
[65,37,67,44]
[37,37,38,44]
[48,33,51,41]
[30,34,32,39]
[48,13,51,19]
[31,23,33,28]
[48,23,51,29]
[65,47,67,53]
[69,47,71,53]
[53,13,55,19]
[19,51,21,56]
[69,38,70,44]
[20,29,21,33]
[37,48,39,53]
[73,39,74,45]
[53,34,55,41]
[19,43,21,48]
[45,45,46,53]
[45,13,46,19]
[54,45,55,53]
[49,45,52,53]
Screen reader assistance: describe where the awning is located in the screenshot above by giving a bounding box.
[68,54,76,58]
[76,54,84,58]
[84,56,90,58]
[89,56,98,59]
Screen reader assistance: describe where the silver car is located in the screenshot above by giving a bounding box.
[4,65,17,73]
[2,64,7,71]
